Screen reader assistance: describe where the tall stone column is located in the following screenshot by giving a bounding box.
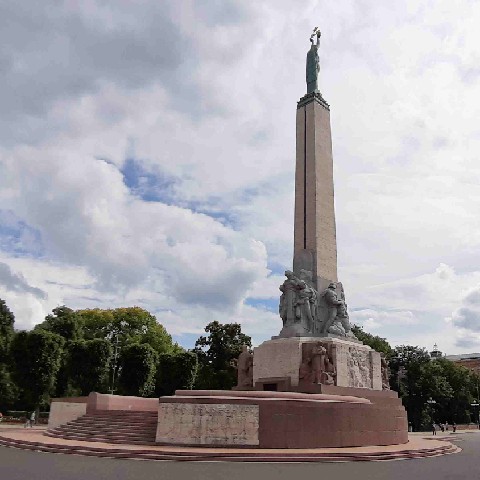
[293,90,338,292]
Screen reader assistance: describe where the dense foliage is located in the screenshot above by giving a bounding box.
[67,339,113,395]
[1,301,189,409]
[0,299,15,362]
[118,343,158,397]
[10,330,65,410]
[194,321,251,390]
[155,352,198,396]
[389,345,480,430]
[351,324,393,356]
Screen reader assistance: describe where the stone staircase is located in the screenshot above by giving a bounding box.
[45,410,158,445]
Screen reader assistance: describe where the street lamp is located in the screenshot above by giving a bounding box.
[109,320,128,395]
[427,397,437,426]
[471,400,480,429]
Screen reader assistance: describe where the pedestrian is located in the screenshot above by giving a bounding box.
[440,423,445,432]
[24,411,35,428]
[445,421,449,431]
[432,422,437,435]
[452,422,457,433]
[0,411,3,423]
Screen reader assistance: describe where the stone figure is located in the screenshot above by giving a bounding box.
[327,318,346,336]
[381,354,391,391]
[279,271,301,327]
[320,283,344,333]
[236,345,253,388]
[328,302,357,339]
[306,27,321,94]
[299,350,313,383]
[297,270,318,333]
[303,342,336,385]
[279,270,318,336]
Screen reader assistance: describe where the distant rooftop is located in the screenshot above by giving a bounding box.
[446,353,480,361]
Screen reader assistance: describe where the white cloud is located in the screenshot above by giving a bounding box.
[3,1,480,354]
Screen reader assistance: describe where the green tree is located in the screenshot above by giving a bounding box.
[389,345,454,430]
[0,298,15,362]
[351,325,393,356]
[35,306,84,341]
[10,330,65,409]
[118,343,158,397]
[194,321,251,390]
[430,358,480,425]
[67,339,112,395]
[155,352,198,396]
[79,307,177,354]
[0,298,17,410]
[0,363,18,411]
[35,306,85,397]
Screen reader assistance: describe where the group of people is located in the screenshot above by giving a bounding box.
[432,421,456,435]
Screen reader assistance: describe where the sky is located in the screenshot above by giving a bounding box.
[1,0,480,354]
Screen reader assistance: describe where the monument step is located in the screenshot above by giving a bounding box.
[59,423,156,431]
[49,428,157,438]
[50,428,156,438]
[44,432,157,445]
[0,433,460,462]
[48,411,158,445]
[67,420,156,428]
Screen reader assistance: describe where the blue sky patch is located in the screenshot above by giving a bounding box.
[0,210,44,258]
[121,157,178,203]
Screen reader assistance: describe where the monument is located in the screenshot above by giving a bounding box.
[47,29,408,451]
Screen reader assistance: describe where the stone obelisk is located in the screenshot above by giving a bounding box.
[293,28,337,293]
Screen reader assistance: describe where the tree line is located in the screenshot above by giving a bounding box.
[2,297,480,431]
[353,325,480,430]
[0,298,249,413]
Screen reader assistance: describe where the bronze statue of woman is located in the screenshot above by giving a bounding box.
[306,28,321,94]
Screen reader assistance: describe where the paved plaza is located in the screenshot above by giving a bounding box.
[0,432,476,480]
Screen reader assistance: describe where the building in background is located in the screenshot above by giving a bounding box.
[445,352,480,375]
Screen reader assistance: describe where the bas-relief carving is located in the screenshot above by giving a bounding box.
[299,342,336,386]
[236,345,253,388]
[381,354,391,391]
[156,403,259,446]
[347,347,372,388]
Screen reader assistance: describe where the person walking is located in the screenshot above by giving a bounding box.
[432,422,437,435]
[24,411,35,428]
[452,422,457,433]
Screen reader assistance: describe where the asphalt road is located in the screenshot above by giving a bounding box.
[0,434,477,480]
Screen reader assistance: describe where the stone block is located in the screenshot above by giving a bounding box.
[254,336,383,391]
[87,392,158,413]
[156,403,259,446]
[254,337,304,386]
[48,400,87,429]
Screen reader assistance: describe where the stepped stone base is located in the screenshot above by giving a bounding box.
[48,387,407,449]
[156,390,408,448]
[47,393,159,446]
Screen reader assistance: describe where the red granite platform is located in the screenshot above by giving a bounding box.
[0,427,460,462]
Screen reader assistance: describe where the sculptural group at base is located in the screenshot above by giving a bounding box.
[279,270,357,340]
